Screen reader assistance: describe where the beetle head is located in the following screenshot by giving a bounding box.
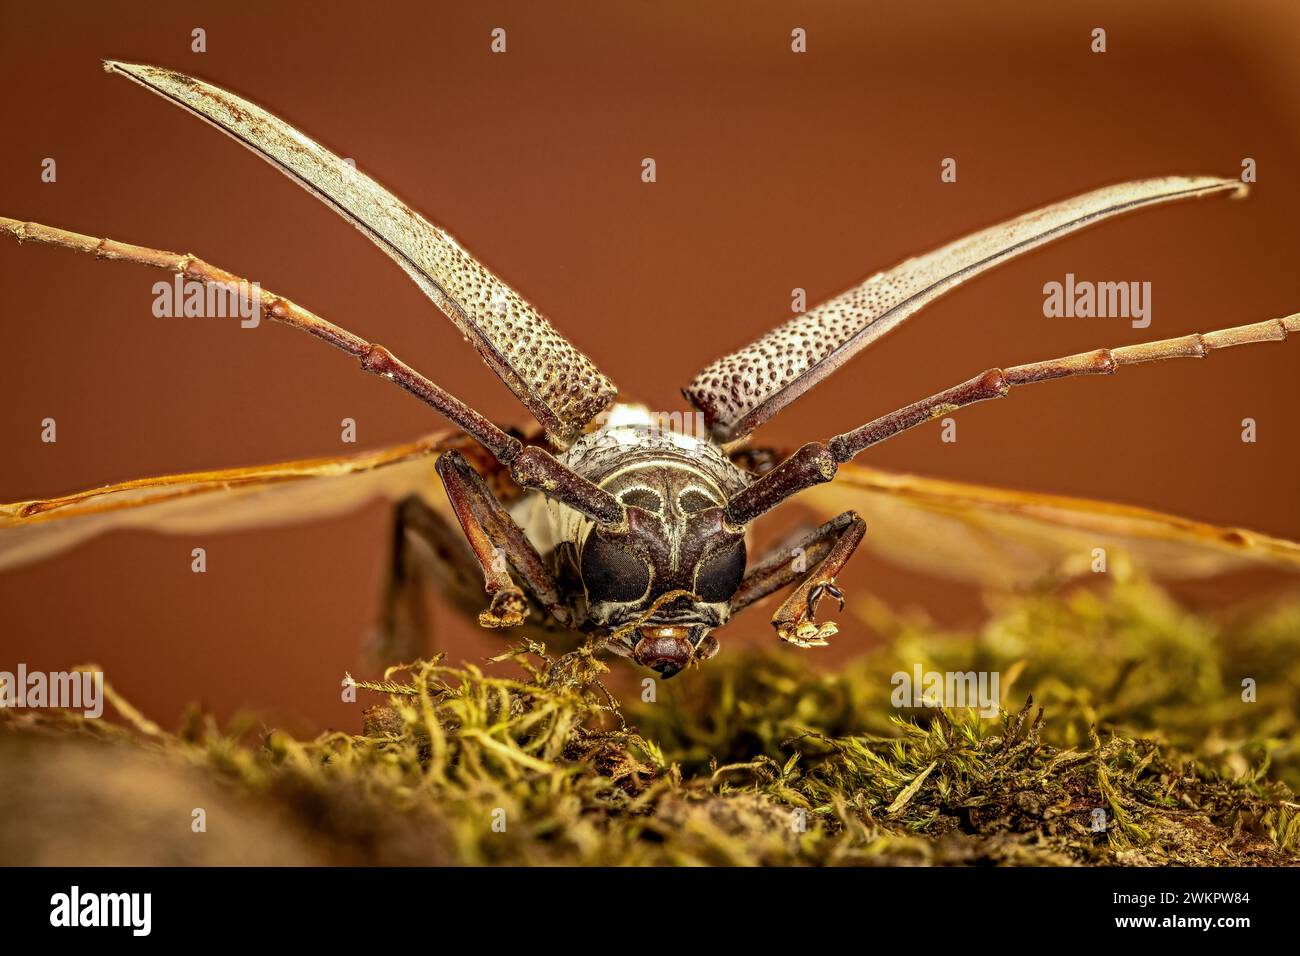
[581,464,746,677]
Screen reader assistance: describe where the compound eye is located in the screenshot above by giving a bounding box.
[678,489,715,514]
[694,542,746,603]
[619,488,662,513]
[581,535,651,604]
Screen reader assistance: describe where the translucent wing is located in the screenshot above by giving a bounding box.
[687,176,1244,441]
[105,61,616,446]
[0,436,451,572]
[799,463,1300,588]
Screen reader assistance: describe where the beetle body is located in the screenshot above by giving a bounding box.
[4,64,1299,687]
[516,403,750,675]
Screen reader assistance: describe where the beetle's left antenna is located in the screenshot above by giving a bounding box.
[0,216,624,526]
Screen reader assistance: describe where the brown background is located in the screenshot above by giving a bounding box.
[1,0,1297,734]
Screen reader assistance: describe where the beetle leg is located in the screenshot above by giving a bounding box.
[730,511,866,647]
[436,450,570,631]
[373,493,481,666]
[771,513,865,647]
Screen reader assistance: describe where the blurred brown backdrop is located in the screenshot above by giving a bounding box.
[1,0,1298,733]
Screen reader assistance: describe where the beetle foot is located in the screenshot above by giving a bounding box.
[478,587,528,628]
[776,619,838,648]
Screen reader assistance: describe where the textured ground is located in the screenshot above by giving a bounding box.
[2,576,1299,866]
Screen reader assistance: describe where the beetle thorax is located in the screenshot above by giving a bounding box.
[543,403,750,550]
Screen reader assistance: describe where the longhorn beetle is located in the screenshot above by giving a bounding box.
[3,63,1298,679]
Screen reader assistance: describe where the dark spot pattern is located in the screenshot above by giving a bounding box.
[109,62,617,444]
[684,177,1235,440]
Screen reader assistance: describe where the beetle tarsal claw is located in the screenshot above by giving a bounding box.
[807,581,845,618]
[478,588,528,629]
[777,620,838,648]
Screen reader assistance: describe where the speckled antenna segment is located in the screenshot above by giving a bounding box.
[105,61,616,446]
[686,176,1243,441]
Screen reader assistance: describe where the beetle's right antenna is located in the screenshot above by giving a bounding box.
[0,217,624,526]
[726,312,1300,525]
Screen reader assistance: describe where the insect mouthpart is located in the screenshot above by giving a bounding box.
[632,625,702,679]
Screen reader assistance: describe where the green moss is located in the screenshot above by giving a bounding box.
[4,575,1299,865]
